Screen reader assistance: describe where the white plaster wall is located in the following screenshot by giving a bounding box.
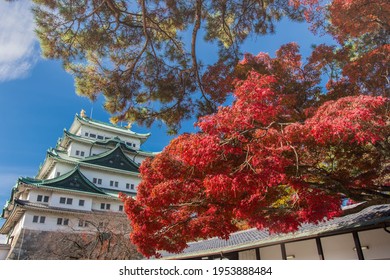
[358,228,390,260]
[259,245,283,260]
[68,142,91,158]
[27,189,52,204]
[285,239,319,260]
[80,168,140,193]
[47,163,74,179]
[23,211,93,232]
[10,215,25,239]
[238,249,257,260]
[321,233,358,260]
[18,191,29,200]
[23,212,59,231]
[49,192,93,211]
[92,199,123,212]
[79,126,142,150]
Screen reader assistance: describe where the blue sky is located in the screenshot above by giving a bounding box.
[0,1,333,229]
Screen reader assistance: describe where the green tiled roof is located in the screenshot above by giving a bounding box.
[62,130,158,156]
[76,114,151,138]
[81,144,140,173]
[20,167,107,195]
[99,187,136,198]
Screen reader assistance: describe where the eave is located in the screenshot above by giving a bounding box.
[81,144,140,173]
[161,204,390,260]
[21,167,108,196]
[0,203,25,234]
[36,147,142,181]
[73,114,151,143]
[18,181,118,200]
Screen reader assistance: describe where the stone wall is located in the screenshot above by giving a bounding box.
[7,229,143,260]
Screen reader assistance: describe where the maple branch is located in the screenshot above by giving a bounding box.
[154,217,194,237]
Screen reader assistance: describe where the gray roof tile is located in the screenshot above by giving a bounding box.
[161,204,390,258]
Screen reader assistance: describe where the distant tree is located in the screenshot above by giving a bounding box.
[120,42,389,258]
[28,213,142,260]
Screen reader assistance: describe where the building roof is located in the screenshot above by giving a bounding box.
[0,199,127,234]
[81,144,140,173]
[36,146,143,180]
[20,167,107,195]
[14,199,93,215]
[161,204,390,259]
[71,114,151,142]
[60,129,158,155]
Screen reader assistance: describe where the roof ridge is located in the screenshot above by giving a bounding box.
[76,114,151,138]
[81,144,140,171]
[20,166,107,195]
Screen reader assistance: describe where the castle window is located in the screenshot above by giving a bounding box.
[39,216,46,224]
[90,133,96,138]
[80,151,85,157]
[79,199,85,206]
[85,132,89,137]
[114,181,119,188]
[100,203,111,210]
[31,215,47,224]
[37,195,43,202]
[43,196,49,203]
[97,179,102,185]
[78,219,89,227]
[93,178,97,184]
[56,172,61,177]
[60,197,66,204]
[110,180,113,186]
[66,198,73,205]
[75,150,80,156]
[57,218,69,226]
[119,205,123,212]
[97,135,104,140]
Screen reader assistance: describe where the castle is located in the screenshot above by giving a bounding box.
[0,111,157,259]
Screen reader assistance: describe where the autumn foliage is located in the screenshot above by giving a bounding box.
[121,41,389,257]
[116,0,390,257]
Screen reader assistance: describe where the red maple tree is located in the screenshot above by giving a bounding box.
[120,1,389,257]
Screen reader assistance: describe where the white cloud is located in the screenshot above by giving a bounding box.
[0,0,39,82]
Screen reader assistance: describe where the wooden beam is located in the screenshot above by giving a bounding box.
[280,243,287,260]
[256,248,261,260]
[316,237,325,260]
[352,231,364,260]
